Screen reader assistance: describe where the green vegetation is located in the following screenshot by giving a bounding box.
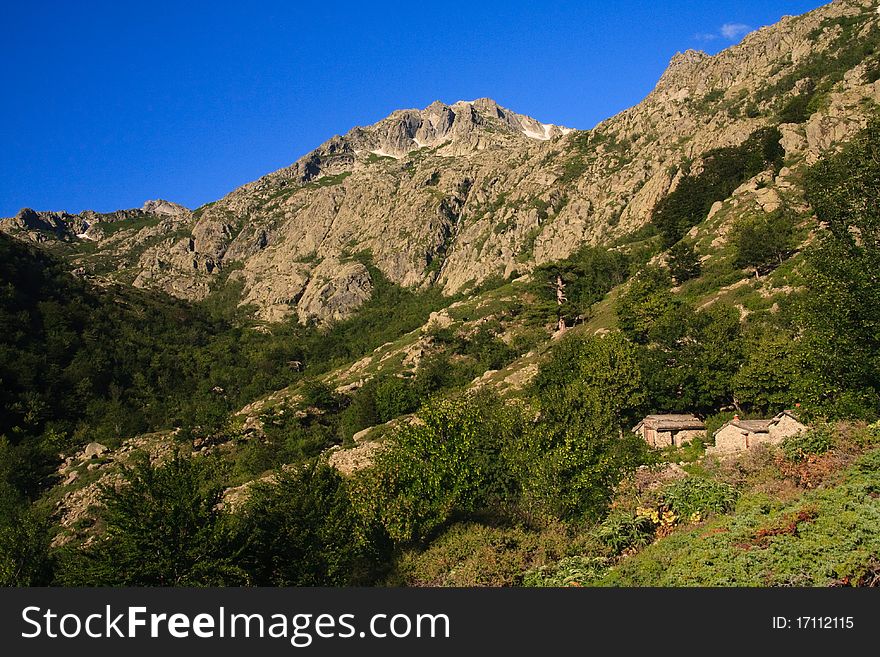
[98,212,164,237]
[521,333,649,521]
[0,438,52,585]
[797,119,880,418]
[731,209,798,273]
[667,240,701,284]
[240,462,386,585]
[651,127,784,246]
[658,477,739,518]
[529,245,631,328]
[57,453,246,586]
[600,447,880,586]
[366,152,395,164]
[0,236,452,526]
[353,391,524,543]
[614,266,675,344]
[781,424,833,462]
[304,171,352,189]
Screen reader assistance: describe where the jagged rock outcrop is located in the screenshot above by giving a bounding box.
[295,258,373,325]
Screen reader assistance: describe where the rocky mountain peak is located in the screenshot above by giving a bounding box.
[348,97,572,158]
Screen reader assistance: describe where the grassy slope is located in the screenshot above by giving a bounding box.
[599,443,880,587]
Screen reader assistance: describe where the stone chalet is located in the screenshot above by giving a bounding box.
[708,410,806,455]
[632,414,706,448]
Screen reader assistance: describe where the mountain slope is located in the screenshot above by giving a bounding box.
[4,0,878,325]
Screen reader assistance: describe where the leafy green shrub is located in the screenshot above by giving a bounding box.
[389,521,572,587]
[667,240,701,284]
[57,453,247,586]
[615,267,674,344]
[733,329,799,415]
[732,210,798,272]
[240,461,384,586]
[660,436,707,464]
[520,333,649,521]
[659,477,739,518]
[522,555,610,587]
[781,425,832,462]
[593,511,654,554]
[373,376,419,422]
[351,391,524,543]
[300,378,340,411]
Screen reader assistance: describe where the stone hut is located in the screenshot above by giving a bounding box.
[633,414,706,448]
[709,410,806,455]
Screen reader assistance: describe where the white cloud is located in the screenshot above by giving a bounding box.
[720,22,752,40]
[695,22,753,44]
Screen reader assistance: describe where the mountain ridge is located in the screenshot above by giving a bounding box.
[3,0,879,324]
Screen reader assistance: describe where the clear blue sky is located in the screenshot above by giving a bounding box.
[0,0,826,217]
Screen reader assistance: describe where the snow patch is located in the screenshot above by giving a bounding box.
[521,120,564,141]
[522,126,549,140]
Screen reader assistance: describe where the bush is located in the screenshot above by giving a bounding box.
[240,461,385,586]
[593,511,654,554]
[781,425,832,462]
[300,378,341,411]
[57,453,247,586]
[520,333,649,521]
[615,267,674,344]
[667,241,701,284]
[732,210,798,273]
[389,521,573,587]
[352,391,524,543]
[373,376,420,422]
[659,477,739,518]
[522,555,610,587]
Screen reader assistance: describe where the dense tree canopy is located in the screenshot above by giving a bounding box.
[798,119,880,417]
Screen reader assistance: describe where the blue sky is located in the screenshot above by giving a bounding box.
[0,1,826,217]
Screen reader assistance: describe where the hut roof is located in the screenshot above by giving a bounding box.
[633,414,705,433]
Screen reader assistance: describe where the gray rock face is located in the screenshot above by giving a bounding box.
[296,259,373,325]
